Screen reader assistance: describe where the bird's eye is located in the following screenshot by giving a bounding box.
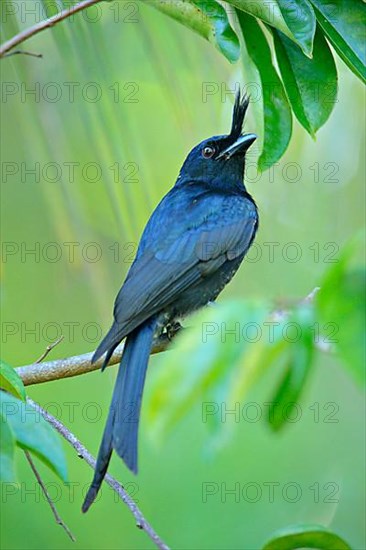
[202,146,215,159]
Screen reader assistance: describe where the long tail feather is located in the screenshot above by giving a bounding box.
[82,317,157,512]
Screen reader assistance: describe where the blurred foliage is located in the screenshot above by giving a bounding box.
[0,0,365,549]
[266,303,315,431]
[316,237,366,386]
[146,247,365,443]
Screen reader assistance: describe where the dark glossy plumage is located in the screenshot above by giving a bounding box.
[82,90,258,512]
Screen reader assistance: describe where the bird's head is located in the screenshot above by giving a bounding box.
[177,90,256,190]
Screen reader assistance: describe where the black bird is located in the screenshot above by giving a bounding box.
[82,90,258,512]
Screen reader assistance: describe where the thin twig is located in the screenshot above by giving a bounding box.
[26,398,170,550]
[35,335,65,364]
[3,50,43,58]
[0,0,105,58]
[24,450,76,542]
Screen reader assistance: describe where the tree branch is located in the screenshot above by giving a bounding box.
[26,397,170,550]
[16,331,175,386]
[0,0,105,58]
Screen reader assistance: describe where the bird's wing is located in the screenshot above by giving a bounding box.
[114,202,256,333]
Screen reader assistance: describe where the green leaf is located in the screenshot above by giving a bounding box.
[272,26,338,136]
[276,0,316,56]
[262,524,352,549]
[310,0,366,84]
[145,0,240,63]
[237,11,292,170]
[228,0,316,55]
[268,305,315,431]
[0,392,68,482]
[0,360,26,401]
[316,256,365,386]
[194,0,241,62]
[0,414,17,482]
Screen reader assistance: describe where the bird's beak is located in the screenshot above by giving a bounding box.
[217,133,257,160]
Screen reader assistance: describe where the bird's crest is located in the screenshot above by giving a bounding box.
[230,90,250,140]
